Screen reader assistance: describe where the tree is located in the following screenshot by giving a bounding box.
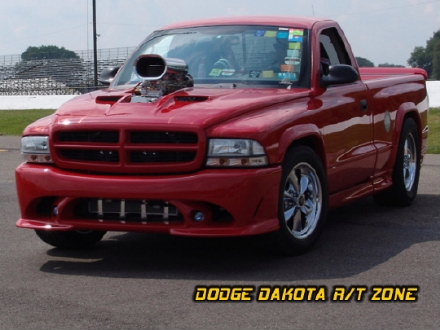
[408,46,431,74]
[378,63,404,68]
[355,57,375,67]
[408,30,440,79]
[21,45,79,61]
[16,45,85,92]
[432,38,440,80]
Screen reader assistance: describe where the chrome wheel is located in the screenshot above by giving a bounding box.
[283,162,322,239]
[373,118,420,207]
[403,133,417,191]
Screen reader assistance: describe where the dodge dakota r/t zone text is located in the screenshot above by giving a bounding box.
[16,16,429,255]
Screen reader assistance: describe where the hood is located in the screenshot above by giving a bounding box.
[55,86,310,129]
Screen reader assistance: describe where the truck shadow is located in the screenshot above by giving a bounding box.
[39,194,440,281]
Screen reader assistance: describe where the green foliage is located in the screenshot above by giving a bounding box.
[355,58,405,69]
[432,39,440,81]
[408,30,440,79]
[21,45,79,61]
[408,46,432,74]
[355,56,375,67]
[378,63,404,68]
[428,108,439,154]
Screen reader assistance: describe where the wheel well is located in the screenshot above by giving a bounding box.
[402,111,422,146]
[388,111,422,173]
[285,136,326,170]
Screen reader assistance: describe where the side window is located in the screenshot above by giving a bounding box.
[319,28,351,73]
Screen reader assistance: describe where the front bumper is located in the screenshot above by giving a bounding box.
[16,163,282,237]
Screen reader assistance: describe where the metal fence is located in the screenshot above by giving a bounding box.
[0,47,135,95]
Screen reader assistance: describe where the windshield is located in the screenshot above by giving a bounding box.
[112,25,310,88]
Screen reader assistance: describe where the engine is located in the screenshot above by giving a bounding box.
[132,54,194,102]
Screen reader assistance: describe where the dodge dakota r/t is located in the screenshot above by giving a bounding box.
[16,16,429,254]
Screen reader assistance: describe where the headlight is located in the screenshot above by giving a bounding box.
[21,136,53,163]
[206,138,268,167]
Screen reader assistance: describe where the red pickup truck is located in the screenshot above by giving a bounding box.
[16,16,429,254]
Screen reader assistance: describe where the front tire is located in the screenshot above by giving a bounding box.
[35,230,106,249]
[374,118,421,206]
[271,146,328,255]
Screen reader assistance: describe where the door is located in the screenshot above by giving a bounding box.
[317,28,376,193]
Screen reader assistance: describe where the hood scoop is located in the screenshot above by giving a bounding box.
[174,95,208,103]
[96,95,124,105]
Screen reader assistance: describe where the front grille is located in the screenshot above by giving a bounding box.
[130,131,198,144]
[58,130,119,143]
[52,128,203,174]
[76,198,183,223]
[130,151,196,163]
[60,149,119,162]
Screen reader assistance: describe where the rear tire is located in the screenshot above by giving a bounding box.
[374,118,420,206]
[35,230,106,249]
[270,146,328,255]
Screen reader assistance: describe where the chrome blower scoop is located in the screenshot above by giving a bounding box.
[132,54,194,103]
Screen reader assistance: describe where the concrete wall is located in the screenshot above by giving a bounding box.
[426,81,440,108]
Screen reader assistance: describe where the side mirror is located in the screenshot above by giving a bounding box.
[98,67,120,85]
[321,64,359,87]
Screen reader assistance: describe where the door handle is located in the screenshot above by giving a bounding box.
[360,99,368,111]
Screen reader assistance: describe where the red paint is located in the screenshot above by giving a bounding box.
[16,17,428,236]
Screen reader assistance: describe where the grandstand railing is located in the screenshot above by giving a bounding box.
[0,47,135,95]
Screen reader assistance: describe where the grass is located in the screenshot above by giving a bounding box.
[0,108,439,154]
[0,109,55,136]
[428,108,439,154]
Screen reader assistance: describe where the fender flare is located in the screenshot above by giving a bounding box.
[276,124,325,166]
[388,102,422,170]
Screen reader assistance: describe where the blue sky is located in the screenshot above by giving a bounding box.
[1,0,439,66]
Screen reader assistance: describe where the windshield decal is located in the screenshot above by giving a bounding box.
[277,31,289,39]
[264,31,277,37]
[289,42,302,49]
[289,29,304,37]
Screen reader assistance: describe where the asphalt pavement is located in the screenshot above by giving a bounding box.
[0,136,439,330]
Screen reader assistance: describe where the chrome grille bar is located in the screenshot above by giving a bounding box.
[141,200,147,220]
[97,199,103,217]
[119,199,126,218]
